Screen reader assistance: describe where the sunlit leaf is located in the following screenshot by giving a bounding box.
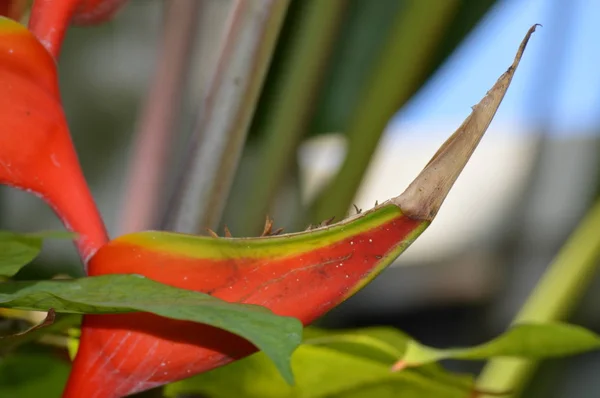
[398,322,600,369]
[165,344,472,398]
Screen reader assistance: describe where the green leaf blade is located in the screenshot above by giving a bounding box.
[0,275,303,383]
[401,323,600,367]
[0,232,42,277]
[165,344,472,398]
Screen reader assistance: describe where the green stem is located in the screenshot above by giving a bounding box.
[228,0,348,235]
[161,0,290,233]
[477,199,600,396]
[308,0,459,224]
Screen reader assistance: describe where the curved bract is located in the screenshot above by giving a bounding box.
[64,203,428,397]
[28,0,129,57]
[0,17,107,263]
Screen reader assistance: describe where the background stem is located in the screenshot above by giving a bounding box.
[118,0,199,233]
[477,199,600,396]
[161,0,290,234]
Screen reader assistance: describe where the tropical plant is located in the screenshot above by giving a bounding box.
[0,1,598,398]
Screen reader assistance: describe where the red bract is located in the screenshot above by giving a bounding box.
[28,0,128,57]
[63,207,425,397]
[0,17,107,262]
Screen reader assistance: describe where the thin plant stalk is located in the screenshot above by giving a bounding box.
[308,0,459,224]
[232,0,348,235]
[118,0,200,233]
[162,0,290,234]
[477,199,600,397]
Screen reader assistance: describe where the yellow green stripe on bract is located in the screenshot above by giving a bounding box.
[115,204,404,260]
[0,16,28,34]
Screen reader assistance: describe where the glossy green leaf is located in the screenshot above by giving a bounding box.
[0,275,302,383]
[0,231,42,277]
[0,354,70,398]
[0,230,76,277]
[400,322,600,368]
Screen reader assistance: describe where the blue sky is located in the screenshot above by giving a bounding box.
[393,0,600,137]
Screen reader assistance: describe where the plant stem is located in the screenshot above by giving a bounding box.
[308,0,459,224]
[477,199,600,396]
[119,0,199,233]
[229,0,347,235]
[161,0,290,234]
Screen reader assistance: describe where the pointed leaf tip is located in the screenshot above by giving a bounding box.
[393,24,538,221]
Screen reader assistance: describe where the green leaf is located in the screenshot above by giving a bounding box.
[0,353,70,398]
[400,322,600,368]
[0,232,42,277]
[166,326,474,398]
[303,326,406,364]
[0,230,76,277]
[165,345,472,398]
[304,326,473,393]
[0,274,302,383]
[165,322,600,398]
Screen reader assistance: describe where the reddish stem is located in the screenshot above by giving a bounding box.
[28,0,129,58]
[28,0,81,57]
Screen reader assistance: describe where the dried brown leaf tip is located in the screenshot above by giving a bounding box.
[206,228,219,238]
[260,216,284,236]
[261,216,274,236]
[320,216,336,227]
[206,226,234,238]
[393,25,538,221]
[0,309,56,342]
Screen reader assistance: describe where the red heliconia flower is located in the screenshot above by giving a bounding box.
[28,0,129,57]
[0,17,107,262]
[63,209,426,397]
